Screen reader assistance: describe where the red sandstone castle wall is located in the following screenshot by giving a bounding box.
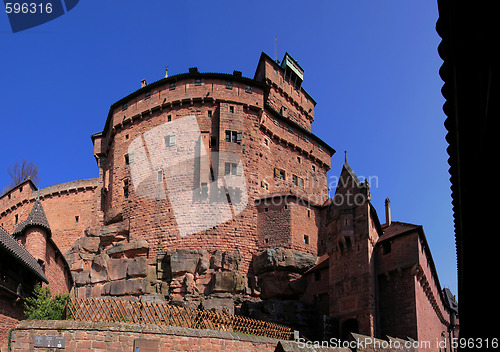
[376,232,419,340]
[0,179,99,254]
[92,64,333,274]
[414,237,452,348]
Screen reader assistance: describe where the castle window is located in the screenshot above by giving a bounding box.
[229,105,234,113]
[15,214,18,224]
[125,134,129,140]
[157,170,163,183]
[144,91,151,100]
[75,216,79,223]
[124,154,130,165]
[169,82,176,90]
[264,138,269,146]
[167,115,172,122]
[265,238,269,244]
[307,209,311,217]
[224,162,240,176]
[164,134,176,147]
[312,165,316,172]
[225,81,233,89]
[123,180,129,199]
[345,236,352,250]
[304,235,309,245]
[274,168,286,180]
[245,85,252,93]
[261,181,268,190]
[297,156,301,163]
[195,78,202,86]
[208,110,212,118]
[122,103,128,111]
[225,130,242,144]
[292,175,304,188]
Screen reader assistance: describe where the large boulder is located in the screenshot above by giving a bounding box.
[103,278,147,296]
[167,249,200,275]
[252,248,316,275]
[212,271,246,293]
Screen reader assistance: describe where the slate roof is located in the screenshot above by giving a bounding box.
[13,197,51,237]
[0,225,48,283]
[443,287,459,314]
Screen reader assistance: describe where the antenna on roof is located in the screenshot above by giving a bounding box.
[165,66,169,78]
[274,36,277,62]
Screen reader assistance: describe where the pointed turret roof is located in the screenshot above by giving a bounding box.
[13,197,51,237]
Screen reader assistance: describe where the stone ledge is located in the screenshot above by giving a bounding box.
[14,320,283,344]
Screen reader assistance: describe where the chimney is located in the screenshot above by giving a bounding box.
[141,79,147,88]
[385,198,391,226]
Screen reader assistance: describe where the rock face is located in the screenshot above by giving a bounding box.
[252,248,316,299]
[66,226,318,321]
[65,219,149,298]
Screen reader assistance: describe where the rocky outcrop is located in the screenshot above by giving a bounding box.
[252,248,316,299]
[67,224,320,320]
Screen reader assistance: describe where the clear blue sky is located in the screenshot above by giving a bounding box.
[0,1,456,296]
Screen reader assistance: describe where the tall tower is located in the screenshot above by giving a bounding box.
[326,160,381,339]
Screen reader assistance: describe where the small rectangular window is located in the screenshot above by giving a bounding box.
[226,81,233,89]
[167,115,172,122]
[229,105,234,113]
[274,168,286,180]
[225,130,231,142]
[195,78,202,86]
[164,134,176,147]
[125,154,130,165]
[169,82,176,90]
[245,85,252,93]
[145,91,151,100]
[304,235,309,245]
[224,162,239,176]
[208,110,212,118]
[122,103,128,111]
[157,170,163,183]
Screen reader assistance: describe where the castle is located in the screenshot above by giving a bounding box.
[0,52,458,349]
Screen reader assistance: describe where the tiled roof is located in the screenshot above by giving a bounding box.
[0,225,48,283]
[13,197,51,237]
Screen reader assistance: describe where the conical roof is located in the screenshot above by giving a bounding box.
[13,197,51,237]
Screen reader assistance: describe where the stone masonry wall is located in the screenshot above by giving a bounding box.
[9,320,280,352]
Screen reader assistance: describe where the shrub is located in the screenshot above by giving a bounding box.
[23,283,70,320]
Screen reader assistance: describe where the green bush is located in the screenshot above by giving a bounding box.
[23,283,70,320]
